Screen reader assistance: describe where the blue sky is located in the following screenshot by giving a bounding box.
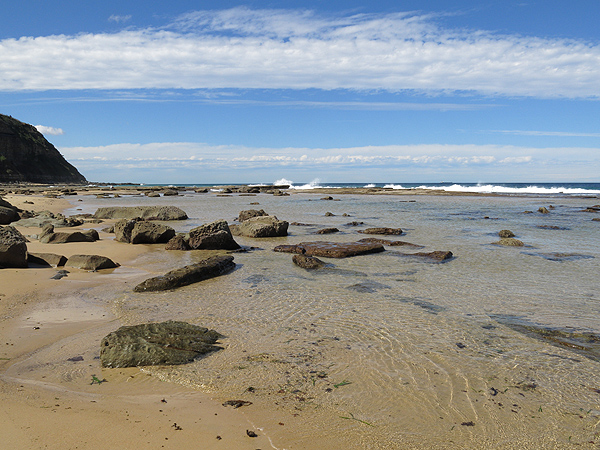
[1,0,599,184]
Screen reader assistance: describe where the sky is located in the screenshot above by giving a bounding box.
[1,0,599,184]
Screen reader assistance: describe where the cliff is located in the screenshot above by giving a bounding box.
[0,114,87,184]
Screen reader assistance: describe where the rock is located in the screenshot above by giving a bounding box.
[100,320,222,368]
[538,207,550,214]
[188,220,240,250]
[316,228,339,234]
[28,252,67,267]
[0,113,87,184]
[15,211,84,228]
[272,189,289,196]
[51,270,69,280]
[274,241,384,258]
[499,230,515,238]
[357,227,403,235]
[94,206,188,221]
[237,209,268,222]
[38,224,99,243]
[400,251,453,261]
[324,212,335,217]
[292,254,326,269]
[0,225,28,268]
[146,192,160,198]
[346,280,390,293]
[65,254,120,270]
[133,255,235,292]
[358,237,423,248]
[114,219,175,244]
[165,234,191,250]
[162,189,179,196]
[345,221,364,226]
[229,215,288,238]
[0,206,19,225]
[494,238,525,247]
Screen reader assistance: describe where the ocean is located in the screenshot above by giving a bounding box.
[68,186,599,449]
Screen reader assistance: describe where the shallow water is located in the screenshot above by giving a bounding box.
[70,191,600,448]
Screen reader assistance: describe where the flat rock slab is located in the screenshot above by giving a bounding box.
[274,241,384,258]
[357,227,403,235]
[94,206,188,221]
[358,237,423,248]
[100,320,222,368]
[395,251,454,261]
[65,254,120,270]
[134,255,235,292]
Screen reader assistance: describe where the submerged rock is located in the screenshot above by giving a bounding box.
[94,206,188,221]
[133,255,236,292]
[358,227,403,235]
[0,225,28,268]
[274,241,384,258]
[292,254,327,269]
[315,227,339,234]
[358,237,423,248]
[498,230,515,238]
[100,320,222,368]
[493,238,525,247]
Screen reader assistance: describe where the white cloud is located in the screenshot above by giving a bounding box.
[108,15,132,23]
[35,125,64,135]
[493,130,600,138]
[0,8,599,97]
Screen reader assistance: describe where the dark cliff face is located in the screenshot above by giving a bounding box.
[0,114,87,184]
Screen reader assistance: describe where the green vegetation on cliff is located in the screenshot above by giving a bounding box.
[0,114,87,184]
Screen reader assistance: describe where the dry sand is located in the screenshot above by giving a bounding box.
[0,193,280,450]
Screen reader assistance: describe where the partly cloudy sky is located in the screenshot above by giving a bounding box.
[1,0,598,183]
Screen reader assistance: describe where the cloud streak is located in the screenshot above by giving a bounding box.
[1,7,599,98]
[35,125,64,135]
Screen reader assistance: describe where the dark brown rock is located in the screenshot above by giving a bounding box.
[0,206,19,225]
[188,220,240,250]
[100,320,222,368]
[0,225,28,268]
[237,209,268,222]
[494,238,525,247]
[538,207,550,214]
[357,227,403,235]
[133,255,236,292]
[292,254,326,269]
[65,254,119,270]
[498,230,515,238]
[27,252,67,267]
[405,251,453,261]
[274,241,384,258]
[114,218,175,244]
[358,237,423,248]
[316,228,339,235]
[38,224,99,244]
[165,234,191,250]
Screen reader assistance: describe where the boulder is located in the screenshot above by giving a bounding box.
[0,206,19,225]
[237,209,268,222]
[162,189,179,196]
[538,207,550,214]
[94,206,188,221]
[100,320,222,368]
[188,220,240,250]
[397,251,454,261]
[357,227,403,235]
[274,241,384,258]
[38,224,99,244]
[65,254,120,270]
[494,238,525,247]
[165,234,191,251]
[114,218,175,244]
[292,254,326,269]
[0,225,28,268]
[358,237,423,248]
[499,230,515,238]
[133,255,235,292]
[15,211,84,228]
[28,252,67,267]
[229,215,288,238]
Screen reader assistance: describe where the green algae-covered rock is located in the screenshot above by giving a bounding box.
[100,320,222,368]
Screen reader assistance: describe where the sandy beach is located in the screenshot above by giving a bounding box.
[0,190,279,450]
[1,186,599,449]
